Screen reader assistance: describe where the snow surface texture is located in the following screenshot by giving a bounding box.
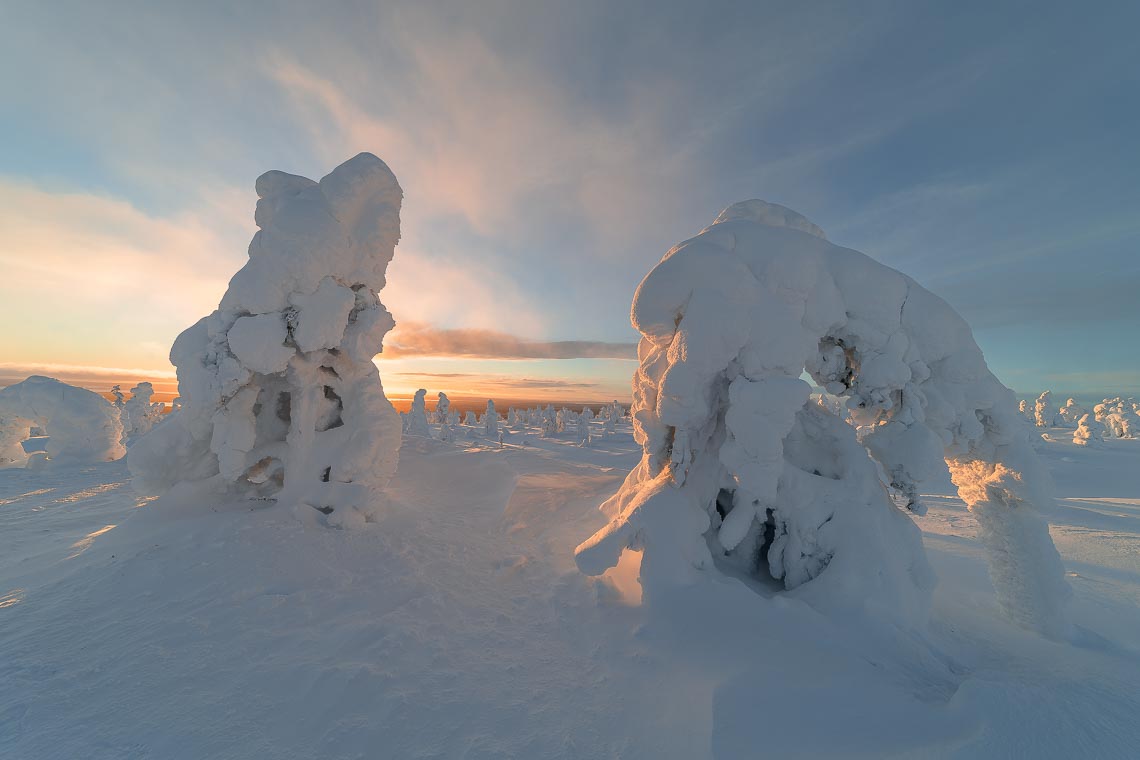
[3,420,1137,758]
[576,200,1071,638]
[128,154,403,524]
[0,376,125,468]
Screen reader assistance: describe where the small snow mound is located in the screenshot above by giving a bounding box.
[709,200,827,240]
[0,376,125,467]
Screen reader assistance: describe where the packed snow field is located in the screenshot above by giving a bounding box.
[1,419,1138,758]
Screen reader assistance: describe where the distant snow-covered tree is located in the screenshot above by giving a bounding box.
[123,382,165,439]
[1018,399,1034,422]
[1034,391,1056,428]
[483,400,499,438]
[434,392,450,424]
[1095,397,1140,438]
[405,389,432,437]
[1072,414,1104,447]
[1057,398,1086,427]
[576,414,591,447]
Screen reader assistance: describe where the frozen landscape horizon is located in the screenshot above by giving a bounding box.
[2,3,1139,759]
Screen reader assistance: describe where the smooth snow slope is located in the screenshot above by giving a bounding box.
[1,423,1138,758]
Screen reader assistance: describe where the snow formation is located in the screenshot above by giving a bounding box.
[1095,397,1140,439]
[1034,391,1057,428]
[0,376,125,467]
[483,400,499,438]
[1057,397,1086,427]
[405,389,432,437]
[128,153,403,524]
[575,200,1070,637]
[434,392,450,424]
[122,381,165,439]
[1072,414,1104,447]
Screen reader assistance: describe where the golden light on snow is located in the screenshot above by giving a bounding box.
[68,524,117,559]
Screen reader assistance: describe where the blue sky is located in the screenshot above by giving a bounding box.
[1,1,1137,403]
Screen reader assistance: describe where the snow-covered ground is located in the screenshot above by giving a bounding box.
[1,421,1137,758]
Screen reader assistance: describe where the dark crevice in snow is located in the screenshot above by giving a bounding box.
[275,392,292,425]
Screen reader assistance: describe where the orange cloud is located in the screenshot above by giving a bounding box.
[384,322,636,360]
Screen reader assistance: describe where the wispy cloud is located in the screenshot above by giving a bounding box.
[392,372,600,390]
[0,178,244,368]
[385,322,636,360]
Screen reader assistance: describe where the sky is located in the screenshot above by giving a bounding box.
[1,1,1138,405]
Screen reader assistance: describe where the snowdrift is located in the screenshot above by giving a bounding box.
[576,200,1071,637]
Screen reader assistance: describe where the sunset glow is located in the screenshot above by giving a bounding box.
[2,4,1138,405]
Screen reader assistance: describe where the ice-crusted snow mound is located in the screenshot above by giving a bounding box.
[129,153,403,525]
[0,376,125,467]
[576,200,1071,637]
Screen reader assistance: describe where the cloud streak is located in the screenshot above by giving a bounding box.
[391,372,600,390]
[384,323,637,360]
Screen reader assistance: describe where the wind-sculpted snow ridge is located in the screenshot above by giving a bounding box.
[575,200,1071,638]
[0,376,125,467]
[129,153,403,527]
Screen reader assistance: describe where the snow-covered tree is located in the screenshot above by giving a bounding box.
[110,384,126,409]
[575,200,1070,638]
[506,407,518,427]
[576,414,591,447]
[123,382,165,439]
[464,411,477,426]
[434,392,450,424]
[1018,399,1034,422]
[1072,414,1104,447]
[405,389,432,438]
[483,399,499,438]
[1095,397,1140,439]
[1034,391,1057,428]
[539,408,557,438]
[1,376,125,468]
[128,154,404,527]
[437,420,454,443]
[1057,398,1086,427]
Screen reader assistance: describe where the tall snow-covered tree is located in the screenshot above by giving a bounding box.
[128,153,404,527]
